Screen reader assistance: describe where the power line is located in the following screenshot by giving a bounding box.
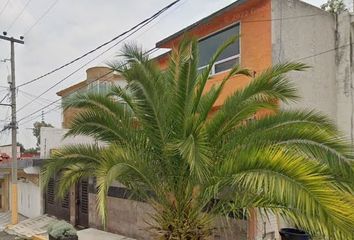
[17,70,113,124]
[6,0,32,31]
[16,11,328,89]
[16,7,344,124]
[105,0,190,61]
[18,41,351,124]
[18,90,61,113]
[18,47,158,125]
[0,0,10,18]
[0,93,9,104]
[16,20,153,112]
[18,89,59,105]
[18,104,60,126]
[23,0,60,36]
[17,0,181,88]
[16,0,177,113]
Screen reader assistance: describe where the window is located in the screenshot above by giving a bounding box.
[88,81,112,94]
[198,23,240,75]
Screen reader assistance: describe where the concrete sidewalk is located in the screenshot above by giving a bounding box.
[33,228,136,240]
[0,211,26,231]
[0,214,135,240]
[6,215,57,238]
[77,228,135,240]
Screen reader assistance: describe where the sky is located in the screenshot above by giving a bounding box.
[0,0,351,148]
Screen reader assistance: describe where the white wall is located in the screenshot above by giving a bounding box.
[17,180,41,218]
[272,0,337,120]
[40,127,98,159]
[336,12,354,141]
[264,1,337,239]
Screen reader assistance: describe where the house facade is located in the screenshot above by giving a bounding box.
[40,0,354,239]
[56,66,126,128]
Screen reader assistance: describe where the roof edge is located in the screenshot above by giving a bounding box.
[156,0,248,47]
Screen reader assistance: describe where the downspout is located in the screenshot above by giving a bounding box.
[349,18,354,144]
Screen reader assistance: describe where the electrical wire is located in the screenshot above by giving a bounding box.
[0,93,9,104]
[16,4,347,124]
[17,47,158,125]
[6,0,32,31]
[23,0,60,36]
[17,72,112,124]
[19,90,61,111]
[18,89,59,105]
[17,41,352,125]
[104,0,190,61]
[17,0,181,88]
[17,19,156,113]
[0,0,10,18]
[16,0,179,113]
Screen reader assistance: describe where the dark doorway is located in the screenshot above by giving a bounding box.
[76,179,89,228]
[44,177,70,221]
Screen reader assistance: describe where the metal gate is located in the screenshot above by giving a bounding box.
[76,179,89,227]
[44,177,70,221]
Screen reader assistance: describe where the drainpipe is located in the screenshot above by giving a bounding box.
[350,16,354,145]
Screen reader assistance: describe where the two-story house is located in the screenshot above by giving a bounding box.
[40,0,354,239]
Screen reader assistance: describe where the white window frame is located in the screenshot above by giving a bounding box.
[197,22,241,76]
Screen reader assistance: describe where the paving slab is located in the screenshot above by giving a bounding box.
[5,215,58,238]
[77,228,135,240]
[0,212,27,231]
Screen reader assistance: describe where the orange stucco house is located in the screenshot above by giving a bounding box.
[51,0,338,239]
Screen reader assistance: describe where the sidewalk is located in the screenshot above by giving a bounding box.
[77,228,135,240]
[33,228,136,240]
[0,214,135,240]
[5,215,57,238]
[0,211,26,231]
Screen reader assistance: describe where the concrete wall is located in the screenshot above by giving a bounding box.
[40,127,97,159]
[88,193,247,240]
[336,12,354,141]
[18,179,41,218]
[266,1,337,239]
[272,0,337,119]
[88,194,155,240]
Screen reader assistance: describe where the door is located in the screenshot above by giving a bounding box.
[77,179,89,227]
[45,177,70,221]
[18,181,41,218]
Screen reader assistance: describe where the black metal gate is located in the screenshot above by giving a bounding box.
[76,179,89,227]
[44,177,70,221]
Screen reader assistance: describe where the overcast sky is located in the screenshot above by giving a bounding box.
[0,0,351,148]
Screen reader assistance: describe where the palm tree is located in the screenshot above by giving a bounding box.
[42,37,354,239]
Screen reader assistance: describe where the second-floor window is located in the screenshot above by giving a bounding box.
[198,23,240,75]
[88,81,112,95]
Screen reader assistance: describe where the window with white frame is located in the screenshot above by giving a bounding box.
[198,23,240,75]
[87,81,112,95]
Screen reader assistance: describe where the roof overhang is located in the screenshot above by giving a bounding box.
[0,158,44,170]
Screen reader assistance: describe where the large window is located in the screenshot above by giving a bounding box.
[198,23,240,75]
[88,81,112,95]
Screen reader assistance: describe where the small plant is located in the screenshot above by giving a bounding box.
[48,221,78,240]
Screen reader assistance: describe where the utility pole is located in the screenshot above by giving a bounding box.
[0,32,24,225]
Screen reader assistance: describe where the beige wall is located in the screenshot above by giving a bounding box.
[88,194,155,240]
[89,193,247,240]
